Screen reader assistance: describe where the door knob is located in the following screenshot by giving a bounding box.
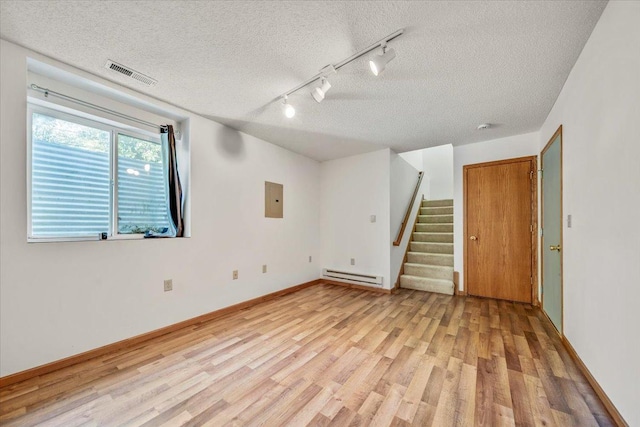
[470,236,478,241]
[549,245,561,251]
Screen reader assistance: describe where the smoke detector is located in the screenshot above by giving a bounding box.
[104,60,157,87]
[477,123,492,130]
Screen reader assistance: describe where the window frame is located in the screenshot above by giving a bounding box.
[27,103,166,242]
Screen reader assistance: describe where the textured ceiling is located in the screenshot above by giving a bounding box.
[0,1,606,161]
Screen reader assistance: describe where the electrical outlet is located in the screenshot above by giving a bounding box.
[164,279,172,292]
[262,264,267,273]
[233,270,238,280]
[350,258,355,266]
[309,255,312,263]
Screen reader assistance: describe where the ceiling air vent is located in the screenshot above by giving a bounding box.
[104,60,157,87]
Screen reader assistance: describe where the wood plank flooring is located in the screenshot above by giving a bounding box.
[0,284,613,426]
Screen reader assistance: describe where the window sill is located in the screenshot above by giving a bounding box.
[27,234,187,243]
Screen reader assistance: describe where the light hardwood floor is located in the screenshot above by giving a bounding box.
[0,284,613,426]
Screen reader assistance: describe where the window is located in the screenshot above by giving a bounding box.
[29,106,171,241]
[117,134,168,234]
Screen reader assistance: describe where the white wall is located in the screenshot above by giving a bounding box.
[399,144,453,200]
[398,150,423,172]
[422,144,454,200]
[0,40,321,376]
[453,132,540,291]
[390,152,423,287]
[538,2,640,424]
[319,149,392,289]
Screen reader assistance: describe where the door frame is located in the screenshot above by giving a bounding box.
[541,125,564,334]
[463,156,538,304]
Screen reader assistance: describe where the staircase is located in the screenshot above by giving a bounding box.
[400,199,455,295]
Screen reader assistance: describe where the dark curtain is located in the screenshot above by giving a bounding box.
[162,125,183,237]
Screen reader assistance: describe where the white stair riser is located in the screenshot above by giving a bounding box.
[410,242,454,254]
[400,276,454,295]
[420,206,453,215]
[404,264,453,280]
[418,215,453,224]
[407,252,454,266]
[422,199,454,208]
[412,232,453,243]
[415,223,453,233]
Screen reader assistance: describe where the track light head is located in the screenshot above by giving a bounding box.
[369,46,396,76]
[276,30,403,112]
[311,78,332,103]
[282,95,295,118]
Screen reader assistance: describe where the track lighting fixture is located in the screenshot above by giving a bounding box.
[369,45,396,76]
[277,29,404,112]
[311,77,332,103]
[282,95,295,118]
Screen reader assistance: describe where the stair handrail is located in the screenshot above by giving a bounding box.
[393,171,424,246]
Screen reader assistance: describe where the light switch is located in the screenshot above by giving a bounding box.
[567,214,572,228]
[370,215,376,223]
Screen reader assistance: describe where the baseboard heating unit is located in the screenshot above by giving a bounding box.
[322,269,384,287]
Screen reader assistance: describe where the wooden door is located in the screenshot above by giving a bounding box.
[464,157,536,303]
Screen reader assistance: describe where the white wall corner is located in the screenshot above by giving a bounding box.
[319,148,392,288]
[390,153,426,288]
